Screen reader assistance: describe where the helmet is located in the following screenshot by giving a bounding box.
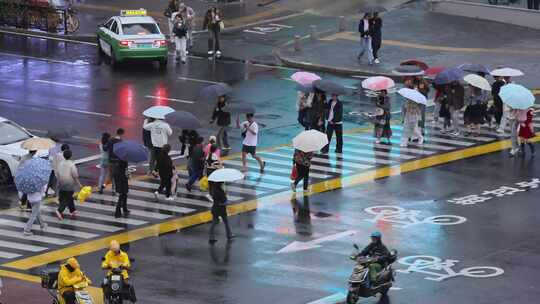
[370,231,382,238]
[110,240,120,252]
[66,257,80,270]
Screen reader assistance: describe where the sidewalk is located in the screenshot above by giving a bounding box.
[275,3,540,88]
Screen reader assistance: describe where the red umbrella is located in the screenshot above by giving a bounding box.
[400,59,429,71]
[425,66,446,77]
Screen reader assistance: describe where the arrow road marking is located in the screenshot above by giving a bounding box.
[277,230,357,254]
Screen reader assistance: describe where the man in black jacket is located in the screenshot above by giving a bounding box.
[357,13,374,64]
[208,182,234,244]
[142,118,155,176]
[321,94,343,154]
[359,231,390,285]
[210,96,231,150]
[491,76,507,129]
[370,12,383,64]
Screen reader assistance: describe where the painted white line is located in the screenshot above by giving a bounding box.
[306,292,346,304]
[34,79,89,89]
[251,63,297,71]
[0,29,98,46]
[177,77,222,85]
[0,51,90,65]
[2,210,122,232]
[269,23,293,28]
[0,98,14,103]
[0,240,47,252]
[243,29,266,35]
[92,192,195,214]
[57,107,112,118]
[0,250,22,259]
[0,228,71,245]
[352,75,370,79]
[145,95,195,104]
[74,154,101,165]
[0,218,98,239]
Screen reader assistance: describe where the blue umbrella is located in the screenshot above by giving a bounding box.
[434,68,466,85]
[113,140,149,163]
[499,84,535,110]
[15,158,51,194]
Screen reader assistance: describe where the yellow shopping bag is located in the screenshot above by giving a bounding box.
[199,176,209,192]
[76,186,92,203]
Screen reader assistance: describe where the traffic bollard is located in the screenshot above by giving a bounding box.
[310,25,317,41]
[338,16,346,32]
[294,35,302,52]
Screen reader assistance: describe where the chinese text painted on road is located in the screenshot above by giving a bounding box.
[447,178,539,205]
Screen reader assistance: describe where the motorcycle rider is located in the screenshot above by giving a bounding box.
[58,257,91,304]
[359,231,390,285]
[101,240,136,302]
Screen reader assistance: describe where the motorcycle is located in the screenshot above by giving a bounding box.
[346,244,398,304]
[102,266,136,304]
[41,270,95,304]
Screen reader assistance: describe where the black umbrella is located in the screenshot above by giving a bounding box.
[46,127,79,140]
[227,103,256,114]
[313,80,349,96]
[165,111,202,129]
[295,83,314,94]
[392,65,425,76]
[359,5,387,14]
[199,83,232,102]
[458,63,490,75]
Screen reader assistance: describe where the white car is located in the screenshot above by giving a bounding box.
[0,117,48,186]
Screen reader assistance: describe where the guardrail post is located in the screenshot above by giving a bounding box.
[338,16,346,32]
[309,25,317,41]
[294,35,301,52]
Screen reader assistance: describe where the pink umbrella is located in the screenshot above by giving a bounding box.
[425,66,446,77]
[361,76,395,91]
[291,71,321,86]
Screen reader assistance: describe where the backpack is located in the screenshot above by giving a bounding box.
[173,21,187,37]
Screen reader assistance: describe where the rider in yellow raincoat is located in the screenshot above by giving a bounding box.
[58,257,91,304]
[101,240,131,279]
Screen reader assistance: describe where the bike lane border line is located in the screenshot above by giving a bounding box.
[4,133,538,272]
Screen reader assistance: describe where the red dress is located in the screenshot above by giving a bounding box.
[518,109,535,139]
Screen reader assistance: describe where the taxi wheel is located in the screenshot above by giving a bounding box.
[0,161,13,187]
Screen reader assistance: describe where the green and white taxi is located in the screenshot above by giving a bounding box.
[97,9,168,68]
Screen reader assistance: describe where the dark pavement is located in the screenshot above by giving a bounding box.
[26,142,540,304]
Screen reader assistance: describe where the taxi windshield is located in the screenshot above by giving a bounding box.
[0,121,31,145]
[122,23,159,35]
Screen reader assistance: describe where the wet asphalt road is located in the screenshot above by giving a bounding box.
[39,142,540,304]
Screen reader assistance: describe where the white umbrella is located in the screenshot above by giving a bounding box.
[292,130,328,152]
[142,106,175,119]
[397,88,428,105]
[490,68,524,77]
[463,74,491,91]
[208,168,244,182]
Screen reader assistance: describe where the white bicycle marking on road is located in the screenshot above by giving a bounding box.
[397,255,504,281]
[364,205,467,228]
[243,23,293,35]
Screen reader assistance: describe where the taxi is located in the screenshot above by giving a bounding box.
[97,9,168,68]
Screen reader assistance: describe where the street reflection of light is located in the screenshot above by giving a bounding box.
[154,84,169,106]
[118,83,135,118]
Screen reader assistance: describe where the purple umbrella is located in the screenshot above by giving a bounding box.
[113,140,148,163]
[434,68,466,85]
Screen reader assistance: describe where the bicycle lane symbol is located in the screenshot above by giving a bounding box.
[396,255,504,282]
[363,205,467,228]
[243,23,293,35]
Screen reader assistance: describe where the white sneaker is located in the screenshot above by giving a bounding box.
[166,196,175,201]
[208,50,214,55]
[206,194,213,202]
[375,139,381,144]
[154,191,159,200]
[496,129,505,134]
[374,58,381,64]
[40,223,48,231]
[290,182,296,192]
[400,143,408,148]
[418,136,424,145]
[23,230,33,236]
[216,50,222,56]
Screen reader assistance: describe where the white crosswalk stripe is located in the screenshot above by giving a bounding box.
[0,228,72,245]
[92,191,195,214]
[41,205,147,226]
[81,200,171,220]
[0,240,47,252]
[0,250,22,259]
[224,159,332,179]
[0,218,98,239]
[261,149,375,170]
[2,210,122,232]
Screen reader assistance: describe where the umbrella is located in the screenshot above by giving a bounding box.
[424,66,446,78]
[292,130,328,152]
[199,83,232,102]
[113,140,148,163]
[208,168,244,182]
[361,76,395,91]
[14,158,51,194]
[490,67,524,77]
[458,63,490,75]
[434,68,466,85]
[313,80,349,95]
[463,74,491,91]
[142,106,175,119]
[499,84,535,110]
[46,127,79,140]
[359,5,387,13]
[295,83,314,94]
[398,88,428,105]
[227,103,256,114]
[165,111,202,129]
[400,59,429,71]
[291,71,321,86]
[391,65,425,76]
[21,137,56,151]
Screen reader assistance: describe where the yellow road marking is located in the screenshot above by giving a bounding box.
[321,32,540,55]
[6,134,539,271]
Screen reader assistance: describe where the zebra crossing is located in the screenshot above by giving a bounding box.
[0,107,536,264]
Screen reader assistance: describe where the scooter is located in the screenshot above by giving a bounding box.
[41,270,95,304]
[102,266,136,304]
[346,244,398,304]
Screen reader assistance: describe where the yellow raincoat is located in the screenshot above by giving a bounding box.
[58,258,90,297]
[101,250,131,280]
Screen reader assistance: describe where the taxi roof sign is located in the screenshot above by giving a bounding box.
[120,9,147,17]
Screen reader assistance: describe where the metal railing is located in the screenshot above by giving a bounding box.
[0,0,79,34]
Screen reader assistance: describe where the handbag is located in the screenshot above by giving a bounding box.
[199,176,209,191]
[290,164,298,180]
[219,21,225,30]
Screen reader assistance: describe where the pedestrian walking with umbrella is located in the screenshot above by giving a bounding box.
[112,140,148,218]
[143,106,174,176]
[209,95,232,150]
[362,76,395,144]
[15,158,51,235]
[207,168,243,244]
[398,88,426,147]
[236,113,265,173]
[154,144,175,200]
[370,12,383,64]
[490,68,523,132]
[291,130,327,192]
[463,74,491,136]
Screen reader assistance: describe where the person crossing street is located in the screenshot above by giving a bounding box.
[237,113,265,173]
[172,12,188,64]
[321,94,343,154]
[143,118,173,175]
